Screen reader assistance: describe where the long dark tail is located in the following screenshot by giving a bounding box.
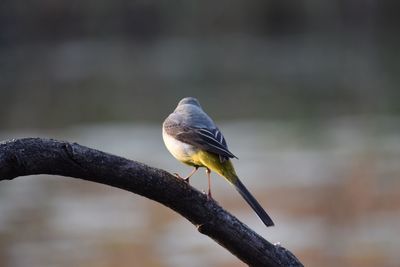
[233,178,274,227]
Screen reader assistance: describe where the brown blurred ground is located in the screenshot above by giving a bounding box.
[1,120,400,267]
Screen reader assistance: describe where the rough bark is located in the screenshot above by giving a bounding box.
[0,138,303,267]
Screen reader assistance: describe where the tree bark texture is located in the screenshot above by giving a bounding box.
[0,138,303,267]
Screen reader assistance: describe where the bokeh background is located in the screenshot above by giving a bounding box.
[1,1,400,266]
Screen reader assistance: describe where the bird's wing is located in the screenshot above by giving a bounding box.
[164,117,237,160]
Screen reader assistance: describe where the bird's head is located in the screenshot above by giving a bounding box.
[177,97,201,108]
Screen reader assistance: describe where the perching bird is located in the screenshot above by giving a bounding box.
[162,97,274,227]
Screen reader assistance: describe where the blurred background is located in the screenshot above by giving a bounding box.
[1,1,400,266]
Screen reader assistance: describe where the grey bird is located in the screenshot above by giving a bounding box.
[162,97,274,227]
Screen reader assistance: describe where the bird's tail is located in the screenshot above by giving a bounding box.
[195,152,274,227]
[233,177,274,227]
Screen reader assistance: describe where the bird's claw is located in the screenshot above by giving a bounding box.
[202,190,213,200]
[174,173,190,184]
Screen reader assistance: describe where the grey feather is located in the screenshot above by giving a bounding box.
[163,97,237,161]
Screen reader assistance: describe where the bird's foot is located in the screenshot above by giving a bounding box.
[173,173,190,184]
[202,190,213,200]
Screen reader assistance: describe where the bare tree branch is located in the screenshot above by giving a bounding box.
[0,138,303,267]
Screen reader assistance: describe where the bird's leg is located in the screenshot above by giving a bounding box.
[174,167,198,184]
[206,168,212,199]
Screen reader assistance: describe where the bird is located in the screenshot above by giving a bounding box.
[162,97,274,227]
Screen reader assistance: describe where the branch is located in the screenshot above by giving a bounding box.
[0,138,303,267]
